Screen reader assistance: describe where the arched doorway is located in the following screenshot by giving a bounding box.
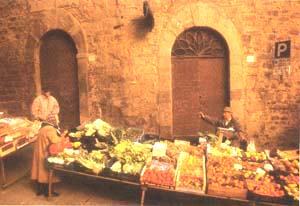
[171,27,230,136]
[40,29,80,129]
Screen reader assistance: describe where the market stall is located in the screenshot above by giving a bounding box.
[0,117,40,188]
[46,119,299,206]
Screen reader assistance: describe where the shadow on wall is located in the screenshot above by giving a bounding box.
[131,17,154,39]
[254,128,299,151]
[98,97,126,127]
[276,128,300,150]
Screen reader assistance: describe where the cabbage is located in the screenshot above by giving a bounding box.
[93,119,112,137]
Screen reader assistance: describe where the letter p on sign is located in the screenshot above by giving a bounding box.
[275,40,291,58]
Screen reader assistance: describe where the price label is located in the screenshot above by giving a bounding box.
[207,144,211,153]
[199,137,207,144]
[152,142,167,157]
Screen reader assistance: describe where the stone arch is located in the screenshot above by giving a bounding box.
[157,2,245,136]
[25,9,89,122]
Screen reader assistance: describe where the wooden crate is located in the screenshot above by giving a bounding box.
[175,153,206,195]
[277,149,299,160]
[140,163,176,189]
[207,186,248,199]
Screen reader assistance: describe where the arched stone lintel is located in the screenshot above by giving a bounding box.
[157,2,245,136]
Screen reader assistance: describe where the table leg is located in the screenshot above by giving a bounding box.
[141,186,147,206]
[218,132,224,144]
[47,169,53,201]
[0,157,7,187]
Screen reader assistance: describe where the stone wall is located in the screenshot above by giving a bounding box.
[0,1,29,116]
[0,0,299,149]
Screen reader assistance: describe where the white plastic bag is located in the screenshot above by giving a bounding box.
[247,139,256,152]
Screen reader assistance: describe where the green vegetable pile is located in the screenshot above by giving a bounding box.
[109,140,152,175]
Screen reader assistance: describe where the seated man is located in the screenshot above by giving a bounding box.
[199,106,247,150]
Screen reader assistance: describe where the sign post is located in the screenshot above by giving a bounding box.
[275,40,291,58]
[274,40,291,81]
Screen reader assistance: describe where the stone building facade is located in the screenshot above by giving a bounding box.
[0,0,299,149]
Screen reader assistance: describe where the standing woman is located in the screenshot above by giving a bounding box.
[31,115,62,197]
[31,86,60,125]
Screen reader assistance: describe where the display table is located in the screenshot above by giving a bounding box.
[140,184,292,206]
[47,164,294,206]
[48,166,141,202]
[0,136,36,188]
[0,117,39,188]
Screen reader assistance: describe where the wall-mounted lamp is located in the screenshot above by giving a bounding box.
[131,1,154,38]
[88,54,97,62]
[143,1,154,31]
[246,55,255,63]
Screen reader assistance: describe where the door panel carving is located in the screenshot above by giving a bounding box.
[172,28,226,58]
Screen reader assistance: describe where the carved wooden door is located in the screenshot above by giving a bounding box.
[40,30,80,129]
[172,27,229,136]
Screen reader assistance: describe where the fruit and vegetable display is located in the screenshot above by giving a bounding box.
[69,119,145,142]
[240,161,266,180]
[109,140,152,164]
[272,158,299,174]
[272,158,299,200]
[176,152,205,193]
[209,144,236,157]
[280,173,299,201]
[72,141,81,149]
[240,161,285,198]
[162,140,206,165]
[108,140,152,176]
[247,174,285,197]
[140,160,176,188]
[47,148,78,165]
[68,119,118,145]
[75,149,109,174]
[49,141,73,155]
[163,140,181,164]
[237,150,267,162]
[0,117,40,157]
[46,122,299,205]
[207,155,247,190]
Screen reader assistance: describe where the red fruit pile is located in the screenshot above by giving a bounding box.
[141,161,176,187]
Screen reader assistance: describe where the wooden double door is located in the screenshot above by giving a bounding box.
[172,27,230,136]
